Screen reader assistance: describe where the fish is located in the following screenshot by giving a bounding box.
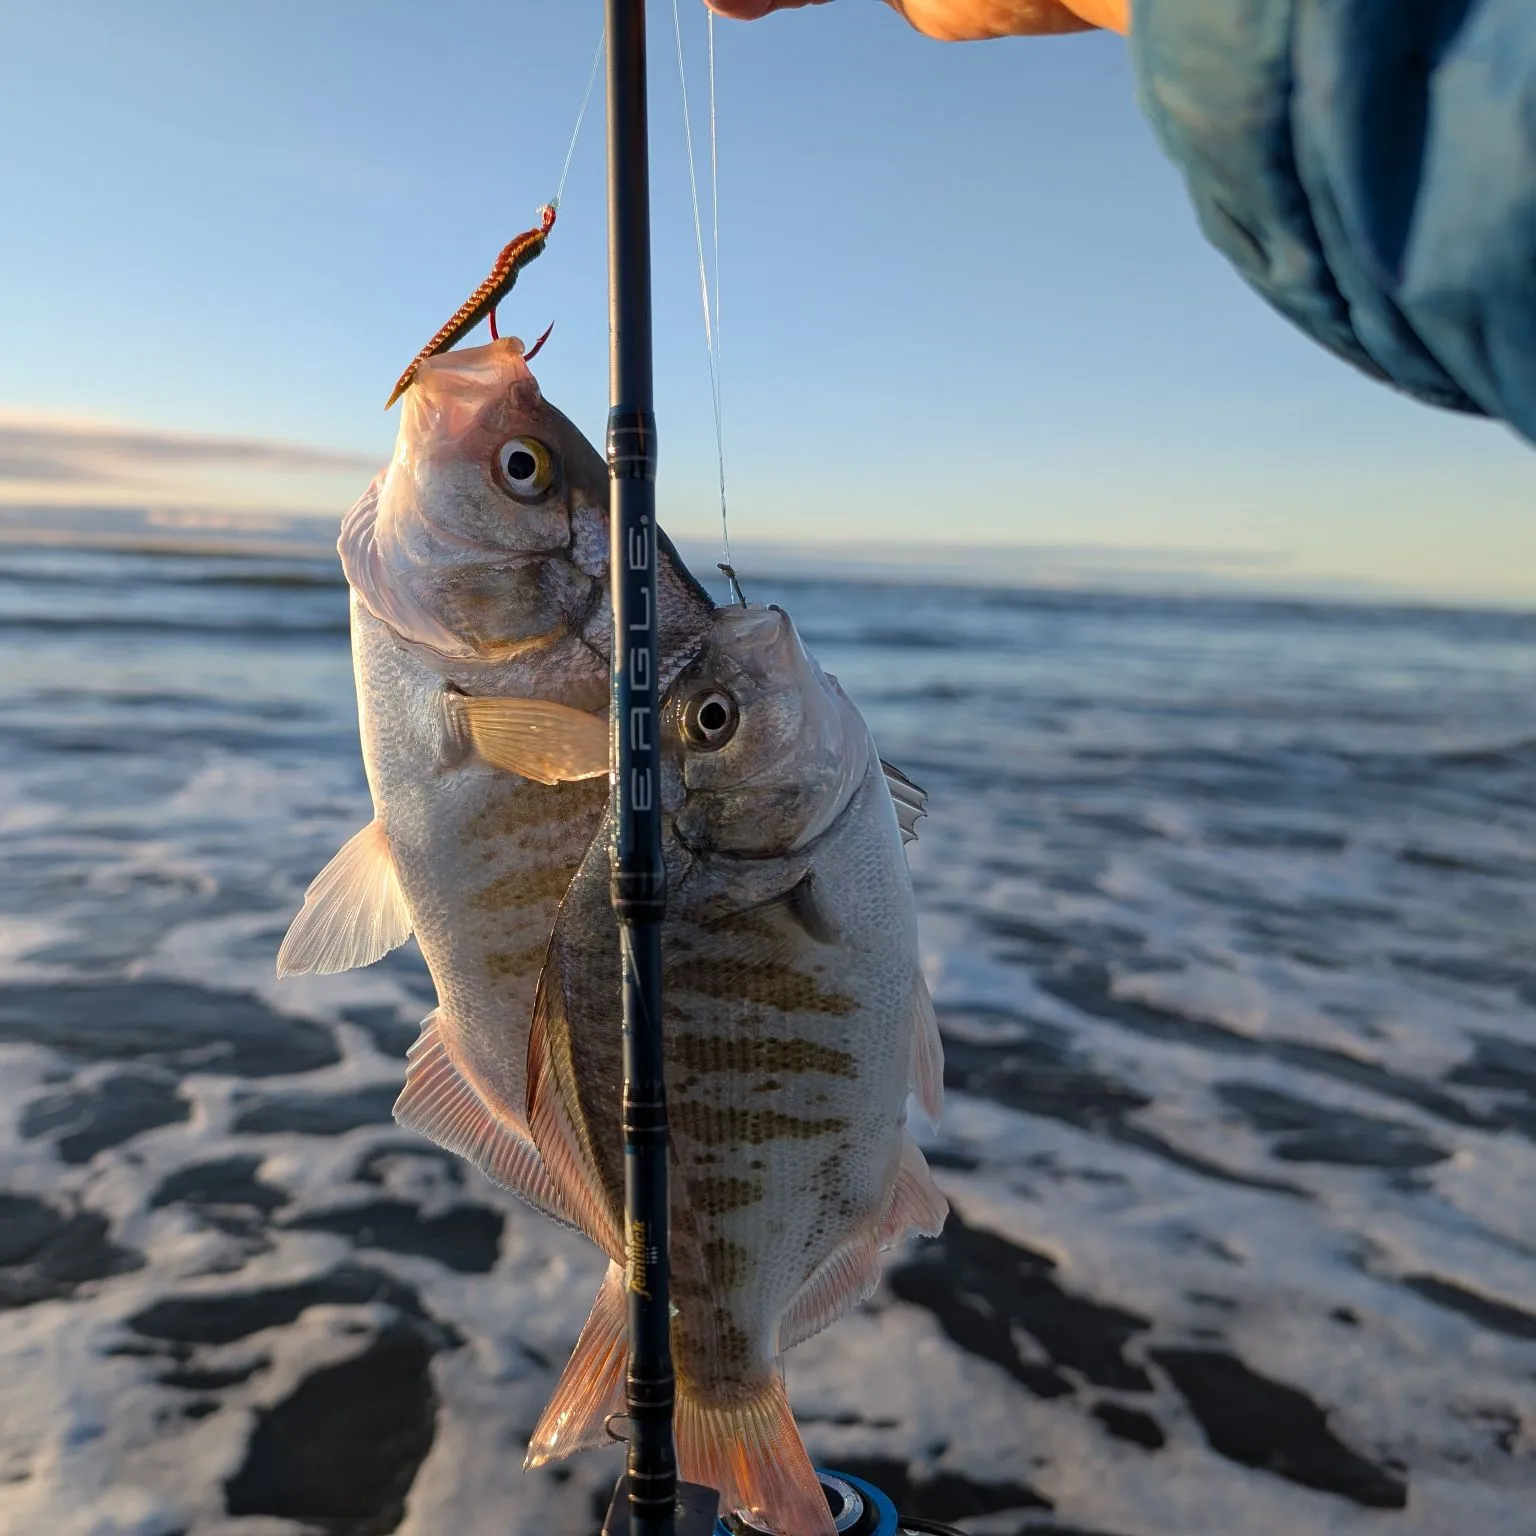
[513,602,947,1536]
[276,336,715,1218]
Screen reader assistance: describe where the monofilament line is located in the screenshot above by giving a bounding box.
[670,0,731,569]
[708,11,727,568]
[554,21,607,210]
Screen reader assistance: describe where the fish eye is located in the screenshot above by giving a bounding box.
[494,436,556,501]
[680,690,739,751]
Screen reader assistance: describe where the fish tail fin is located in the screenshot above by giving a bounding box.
[524,1262,627,1469]
[675,1374,835,1536]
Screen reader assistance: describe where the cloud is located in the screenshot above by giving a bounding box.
[0,415,381,487]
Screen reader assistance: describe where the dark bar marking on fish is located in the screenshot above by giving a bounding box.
[686,1176,765,1215]
[804,1150,866,1225]
[699,1237,749,1291]
[667,1031,858,1079]
[670,1102,851,1147]
[385,203,557,410]
[465,779,606,841]
[670,962,858,1017]
[675,1315,755,1378]
[484,945,551,981]
[472,865,587,911]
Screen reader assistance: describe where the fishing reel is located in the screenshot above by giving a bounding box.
[600,1469,966,1536]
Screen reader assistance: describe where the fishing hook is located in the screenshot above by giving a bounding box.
[524,320,556,362]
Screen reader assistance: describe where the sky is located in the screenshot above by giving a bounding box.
[3,0,1535,604]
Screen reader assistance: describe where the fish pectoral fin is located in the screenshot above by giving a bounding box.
[909,968,945,1126]
[448,693,609,784]
[527,962,624,1260]
[276,819,412,977]
[881,758,927,846]
[783,873,841,946]
[525,1261,627,1468]
[675,1372,836,1536]
[393,1009,572,1224]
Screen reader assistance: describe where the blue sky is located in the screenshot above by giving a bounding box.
[3,0,1534,602]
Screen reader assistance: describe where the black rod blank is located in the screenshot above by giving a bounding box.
[605,3,677,1535]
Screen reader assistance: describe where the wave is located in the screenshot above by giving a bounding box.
[0,613,349,639]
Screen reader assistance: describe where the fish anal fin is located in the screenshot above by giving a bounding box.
[779,1137,946,1357]
[276,819,412,977]
[394,1010,567,1223]
[527,964,624,1260]
[909,969,945,1126]
[676,1374,835,1536]
[449,694,608,784]
[878,1134,948,1246]
[525,1262,628,1468]
[778,1232,881,1353]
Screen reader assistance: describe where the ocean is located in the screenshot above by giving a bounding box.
[1,537,1534,1535]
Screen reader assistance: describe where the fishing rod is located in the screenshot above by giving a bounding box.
[603,2,700,1533]
[600,6,966,1533]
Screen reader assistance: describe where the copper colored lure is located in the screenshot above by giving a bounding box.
[385,203,557,409]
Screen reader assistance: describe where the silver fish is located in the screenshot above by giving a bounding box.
[517,603,946,1536]
[276,337,713,1217]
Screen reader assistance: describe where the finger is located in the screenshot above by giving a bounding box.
[888,0,1106,40]
[703,0,830,18]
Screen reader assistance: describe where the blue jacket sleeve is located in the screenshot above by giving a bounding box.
[1131,0,1536,444]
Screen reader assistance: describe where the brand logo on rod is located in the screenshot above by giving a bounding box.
[628,518,654,814]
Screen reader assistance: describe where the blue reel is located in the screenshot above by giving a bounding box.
[601,1465,964,1535]
[715,1469,899,1536]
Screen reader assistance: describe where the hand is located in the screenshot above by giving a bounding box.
[704,0,1128,41]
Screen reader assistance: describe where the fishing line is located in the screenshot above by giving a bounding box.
[707,11,727,569]
[554,20,607,211]
[670,0,731,573]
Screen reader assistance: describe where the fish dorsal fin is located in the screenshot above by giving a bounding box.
[338,474,473,657]
[276,819,412,977]
[527,958,625,1261]
[524,1261,628,1468]
[447,693,609,784]
[909,968,945,1126]
[882,759,927,846]
[393,1009,569,1225]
